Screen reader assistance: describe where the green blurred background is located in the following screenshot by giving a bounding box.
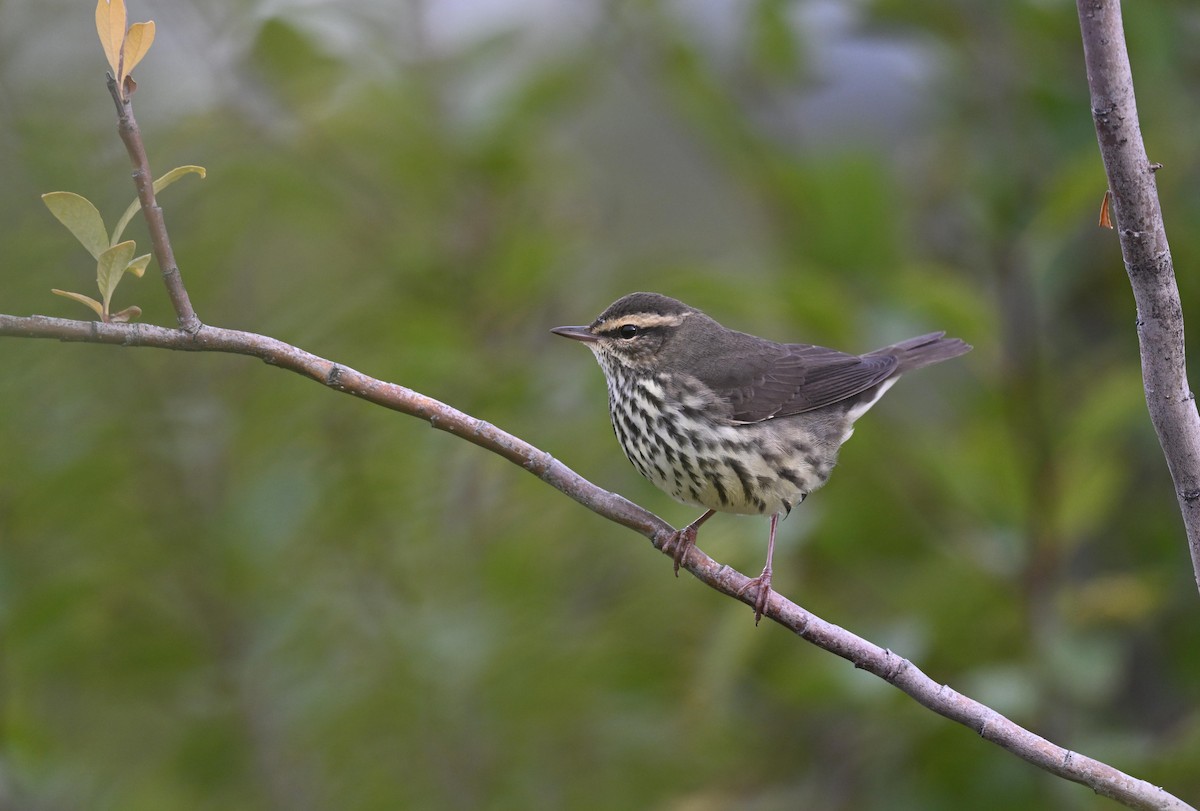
[3,1,1200,808]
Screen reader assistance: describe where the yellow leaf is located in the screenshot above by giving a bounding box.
[95,0,127,76]
[124,253,152,279]
[109,305,143,323]
[52,289,105,319]
[122,20,155,80]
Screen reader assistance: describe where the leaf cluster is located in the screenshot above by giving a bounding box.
[42,167,204,323]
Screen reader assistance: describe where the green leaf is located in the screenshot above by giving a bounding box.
[96,240,137,312]
[111,165,206,243]
[152,165,206,195]
[42,192,110,260]
[51,288,105,319]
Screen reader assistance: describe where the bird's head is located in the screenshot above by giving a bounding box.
[551,292,708,372]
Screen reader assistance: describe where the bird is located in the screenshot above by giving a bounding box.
[552,292,971,623]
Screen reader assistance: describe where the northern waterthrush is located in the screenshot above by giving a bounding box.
[552,292,971,622]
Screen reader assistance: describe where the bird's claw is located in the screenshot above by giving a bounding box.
[737,569,773,624]
[664,525,698,577]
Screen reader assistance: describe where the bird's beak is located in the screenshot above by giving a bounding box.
[550,325,600,343]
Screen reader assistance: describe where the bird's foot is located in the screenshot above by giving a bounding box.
[663,525,698,577]
[663,510,716,577]
[737,567,773,625]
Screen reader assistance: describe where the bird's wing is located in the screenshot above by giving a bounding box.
[699,342,899,424]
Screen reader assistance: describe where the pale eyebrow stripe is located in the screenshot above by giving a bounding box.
[592,312,690,333]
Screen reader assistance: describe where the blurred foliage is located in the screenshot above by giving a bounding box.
[2,0,1200,809]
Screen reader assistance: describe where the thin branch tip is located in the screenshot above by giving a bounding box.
[107,76,200,330]
[104,71,123,110]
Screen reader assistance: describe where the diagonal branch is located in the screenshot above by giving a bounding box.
[1076,1,1200,592]
[105,73,201,333]
[0,312,1191,811]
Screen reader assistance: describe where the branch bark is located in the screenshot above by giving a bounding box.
[105,73,200,333]
[1077,0,1200,591]
[0,313,1191,811]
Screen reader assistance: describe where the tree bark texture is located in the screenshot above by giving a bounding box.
[1077,0,1200,591]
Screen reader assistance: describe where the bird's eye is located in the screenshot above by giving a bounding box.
[618,324,640,339]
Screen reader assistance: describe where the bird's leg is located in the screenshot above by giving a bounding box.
[737,511,779,624]
[665,509,716,576]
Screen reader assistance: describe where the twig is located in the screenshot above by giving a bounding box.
[1076,0,1200,592]
[0,313,1191,811]
[105,73,201,333]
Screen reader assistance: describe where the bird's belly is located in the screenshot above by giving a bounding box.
[610,406,835,516]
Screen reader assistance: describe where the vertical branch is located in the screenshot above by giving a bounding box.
[105,73,201,333]
[1076,1,1200,592]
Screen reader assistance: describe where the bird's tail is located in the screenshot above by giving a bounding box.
[873,331,972,374]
